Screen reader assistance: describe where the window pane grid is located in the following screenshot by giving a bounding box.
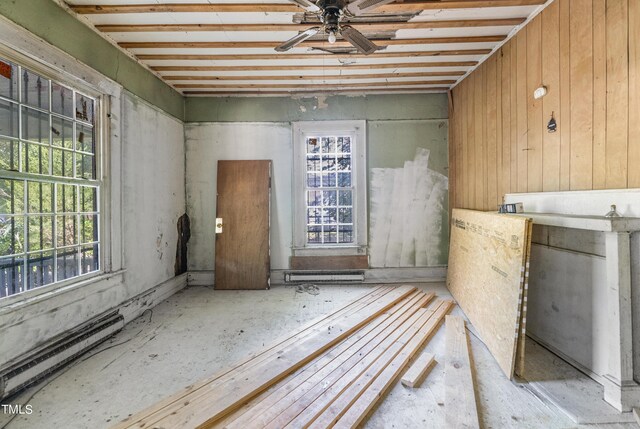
[304,135,354,245]
[0,56,99,299]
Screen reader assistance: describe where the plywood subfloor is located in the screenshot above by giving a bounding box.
[0,283,635,429]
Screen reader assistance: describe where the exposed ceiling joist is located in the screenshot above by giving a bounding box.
[162,71,465,80]
[69,1,546,15]
[375,0,546,13]
[184,88,451,95]
[119,36,505,49]
[151,61,477,71]
[65,0,545,96]
[69,3,301,14]
[174,80,457,88]
[95,18,525,33]
[136,50,492,60]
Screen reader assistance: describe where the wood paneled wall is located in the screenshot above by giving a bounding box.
[448,0,640,211]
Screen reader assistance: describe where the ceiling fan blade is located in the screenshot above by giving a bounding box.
[311,46,359,54]
[348,0,395,15]
[288,0,321,12]
[275,27,321,52]
[340,25,379,55]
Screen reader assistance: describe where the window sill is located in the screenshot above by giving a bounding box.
[292,246,367,257]
[0,269,126,314]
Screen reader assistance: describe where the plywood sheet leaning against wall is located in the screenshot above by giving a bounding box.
[446,209,532,378]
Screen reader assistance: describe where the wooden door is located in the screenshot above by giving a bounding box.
[215,160,271,290]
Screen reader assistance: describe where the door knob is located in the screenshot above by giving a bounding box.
[216,218,223,233]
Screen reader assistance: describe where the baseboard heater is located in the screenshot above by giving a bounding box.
[0,311,124,400]
[284,270,365,283]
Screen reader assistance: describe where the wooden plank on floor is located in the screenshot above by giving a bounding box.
[113,285,392,428]
[144,286,417,428]
[262,300,444,429]
[446,209,531,378]
[306,300,454,429]
[329,302,454,429]
[219,292,434,428]
[444,315,480,429]
[401,352,436,388]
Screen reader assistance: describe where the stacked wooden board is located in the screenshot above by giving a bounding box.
[114,285,453,429]
[446,209,533,378]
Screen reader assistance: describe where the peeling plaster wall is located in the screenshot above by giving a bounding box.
[184,94,449,274]
[185,94,447,123]
[121,93,186,292]
[0,93,186,367]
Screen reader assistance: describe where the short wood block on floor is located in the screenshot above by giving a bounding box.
[401,352,436,388]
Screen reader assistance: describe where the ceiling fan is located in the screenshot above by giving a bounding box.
[276,0,394,55]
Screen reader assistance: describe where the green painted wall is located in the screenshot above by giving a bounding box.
[0,0,184,120]
[185,93,448,123]
[368,119,448,173]
[185,93,450,265]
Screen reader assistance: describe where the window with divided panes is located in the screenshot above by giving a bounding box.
[0,57,100,298]
[305,135,354,245]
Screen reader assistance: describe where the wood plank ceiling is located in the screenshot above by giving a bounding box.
[63,0,548,96]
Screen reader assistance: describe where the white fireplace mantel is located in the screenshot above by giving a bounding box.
[512,212,640,233]
[510,210,640,411]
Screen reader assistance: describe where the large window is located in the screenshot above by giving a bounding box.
[0,57,100,298]
[305,135,354,245]
[293,121,367,255]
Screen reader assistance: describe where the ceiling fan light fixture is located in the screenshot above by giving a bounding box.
[276,0,381,54]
